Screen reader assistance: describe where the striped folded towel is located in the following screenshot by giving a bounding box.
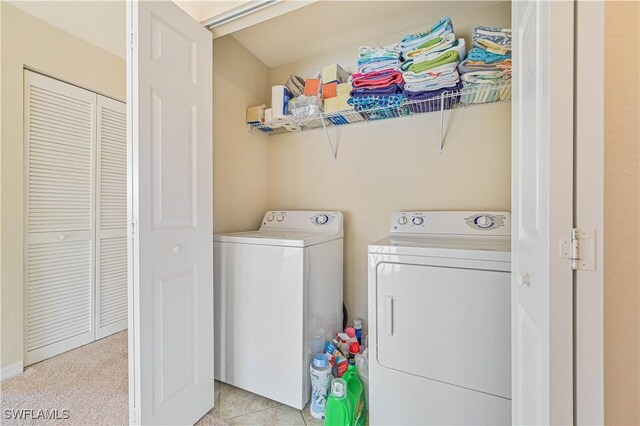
[472,26,512,55]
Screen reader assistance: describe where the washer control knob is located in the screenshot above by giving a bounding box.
[266,214,275,222]
[397,216,408,225]
[475,215,494,228]
[412,216,424,226]
[276,214,285,222]
[315,214,329,225]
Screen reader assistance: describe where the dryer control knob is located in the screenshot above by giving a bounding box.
[412,217,424,226]
[315,214,329,225]
[266,214,275,222]
[397,216,408,225]
[276,214,285,222]
[475,215,494,228]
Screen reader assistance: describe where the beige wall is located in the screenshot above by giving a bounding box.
[0,3,126,370]
[212,35,270,233]
[604,1,640,424]
[266,2,511,322]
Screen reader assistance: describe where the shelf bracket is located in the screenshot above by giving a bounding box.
[439,93,445,155]
[321,117,337,160]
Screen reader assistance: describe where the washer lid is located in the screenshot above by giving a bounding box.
[368,234,511,262]
[214,230,342,247]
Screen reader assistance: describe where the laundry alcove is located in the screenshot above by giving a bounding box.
[211,0,512,333]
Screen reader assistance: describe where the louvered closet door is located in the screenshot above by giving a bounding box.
[96,96,127,338]
[24,71,96,365]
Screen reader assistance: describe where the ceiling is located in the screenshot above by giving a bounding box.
[8,0,505,65]
[230,1,504,68]
[8,1,127,58]
[7,0,248,59]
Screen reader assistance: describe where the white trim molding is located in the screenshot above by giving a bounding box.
[0,361,24,381]
[575,1,605,424]
[204,0,318,38]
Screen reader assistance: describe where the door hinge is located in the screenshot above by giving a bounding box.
[129,218,137,238]
[129,30,136,49]
[560,228,595,271]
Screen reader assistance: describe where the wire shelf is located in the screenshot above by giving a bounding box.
[248,80,512,135]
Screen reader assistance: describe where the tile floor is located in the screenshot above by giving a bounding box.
[196,381,324,426]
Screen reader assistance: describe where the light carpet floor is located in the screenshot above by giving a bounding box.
[0,331,226,425]
[0,332,320,425]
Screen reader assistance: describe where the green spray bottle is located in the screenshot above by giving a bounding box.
[325,378,351,426]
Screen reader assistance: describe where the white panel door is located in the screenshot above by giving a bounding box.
[127,1,214,424]
[511,1,574,424]
[96,96,128,339]
[23,71,96,365]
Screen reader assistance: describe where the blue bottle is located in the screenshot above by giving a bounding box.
[353,319,363,346]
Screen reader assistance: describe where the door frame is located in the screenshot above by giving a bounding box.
[120,0,606,423]
[574,1,605,424]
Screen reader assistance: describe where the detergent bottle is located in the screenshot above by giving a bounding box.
[310,353,332,420]
[342,363,366,426]
[325,378,351,426]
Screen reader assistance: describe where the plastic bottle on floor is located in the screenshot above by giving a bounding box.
[354,349,369,410]
[310,353,332,420]
[353,319,363,346]
[342,363,366,426]
[325,378,351,426]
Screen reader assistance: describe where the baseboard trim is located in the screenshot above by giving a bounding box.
[0,361,24,381]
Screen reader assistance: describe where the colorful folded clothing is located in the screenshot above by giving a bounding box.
[405,78,460,93]
[350,69,404,89]
[350,83,404,97]
[460,81,511,104]
[405,33,449,55]
[403,62,458,83]
[466,47,510,64]
[405,36,466,62]
[457,58,506,74]
[405,33,453,57]
[460,71,506,84]
[401,49,459,74]
[347,93,405,111]
[472,26,512,55]
[357,59,401,74]
[357,57,399,66]
[404,82,463,113]
[359,44,401,60]
[407,38,467,62]
[400,17,453,56]
[404,69,459,92]
[404,81,463,101]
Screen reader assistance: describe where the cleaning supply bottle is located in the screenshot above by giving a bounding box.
[353,319,363,346]
[310,353,332,420]
[341,362,366,426]
[348,341,360,363]
[345,327,356,340]
[354,349,369,409]
[325,378,351,426]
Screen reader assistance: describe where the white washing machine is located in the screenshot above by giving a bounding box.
[368,211,511,425]
[214,211,343,409]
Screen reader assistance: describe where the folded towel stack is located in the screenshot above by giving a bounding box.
[457,26,512,104]
[399,17,466,113]
[348,44,407,119]
[357,44,402,74]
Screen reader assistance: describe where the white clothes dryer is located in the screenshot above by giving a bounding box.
[368,211,511,425]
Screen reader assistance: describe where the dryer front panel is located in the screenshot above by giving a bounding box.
[375,261,511,399]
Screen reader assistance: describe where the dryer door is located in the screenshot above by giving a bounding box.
[375,259,511,399]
